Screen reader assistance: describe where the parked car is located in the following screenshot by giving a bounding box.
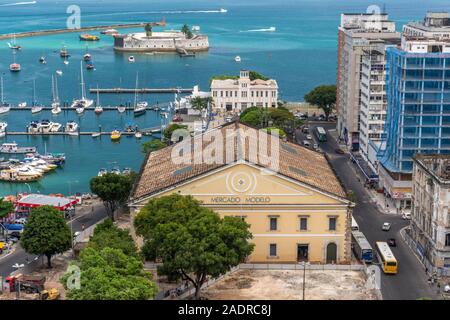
[382,222,391,231]
[313,143,319,150]
[14,218,27,224]
[303,140,311,147]
[302,126,310,134]
[388,238,396,247]
[402,212,411,220]
[225,116,233,123]
[306,134,312,140]
[335,148,345,154]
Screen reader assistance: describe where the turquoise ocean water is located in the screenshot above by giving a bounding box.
[0,0,449,196]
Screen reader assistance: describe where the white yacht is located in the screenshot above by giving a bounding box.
[70,61,93,109]
[51,75,61,115]
[65,121,79,133]
[117,104,126,113]
[133,72,146,117]
[49,122,62,132]
[31,106,43,114]
[18,102,27,108]
[219,8,227,13]
[27,121,41,134]
[0,122,7,137]
[234,56,241,62]
[128,56,135,63]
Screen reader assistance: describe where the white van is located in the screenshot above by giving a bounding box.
[303,140,311,147]
[351,216,359,231]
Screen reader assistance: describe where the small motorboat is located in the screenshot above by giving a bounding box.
[18,102,27,108]
[128,56,135,63]
[56,70,63,76]
[122,167,131,175]
[111,130,121,141]
[63,60,69,65]
[0,104,11,114]
[65,121,78,133]
[51,105,61,115]
[83,53,92,61]
[60,47,70,58]
[0,122,7,138]
[234,56,241,63]
[111,167,121,175]
[92,132,101,138]
[86,62,94,70]
[135,131,142,139]
[79,34,100,41]
[76,107,84,114]
[94,106,103,114]
[39,56,46,64]
[101,29,118,35]
[117,105,126,113]
[31,105,43,114]
[9,63,21,72]
[98,168,107,176]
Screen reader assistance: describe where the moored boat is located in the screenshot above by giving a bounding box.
[0,142,36,154]
[70,61,93,109]
[79,34,100,41]
[111,130,121,141]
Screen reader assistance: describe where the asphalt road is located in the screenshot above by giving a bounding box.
[294,122,438,300]
[0,204,107,279]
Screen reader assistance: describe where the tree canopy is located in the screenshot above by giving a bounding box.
[163,123,189,141]
[240,107,299,131]
[61,247,158,300]
[0,198,14,220]
[90,173,134,221]
[209,71,269,85]
[304,85,336,120]
[134,194,254,299]
[21,206,72,268]
[181,24,193,39]
[141,139,166,154]
[88,218,139,258]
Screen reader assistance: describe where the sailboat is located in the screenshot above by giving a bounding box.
[83,45,92,61]
[9,50,21,72]
[70,61,93,110]
[31,80,43,114]
[94,85,103,114]
[133,72,146,117]
[51,75,61,115]
[8,33,21,50]
[0,77,11,114]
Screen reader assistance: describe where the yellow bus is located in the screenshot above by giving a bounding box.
[375,241,398,274]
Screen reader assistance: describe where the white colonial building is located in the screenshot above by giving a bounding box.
[210,70,278,112]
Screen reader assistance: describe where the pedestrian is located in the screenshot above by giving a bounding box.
[81,224,85,231]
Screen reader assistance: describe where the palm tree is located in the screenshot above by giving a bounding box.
[145,23,153,38]
[181,24,190,35]
[191,96,205,111]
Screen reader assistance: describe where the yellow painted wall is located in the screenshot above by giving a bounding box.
[135,163,351,264]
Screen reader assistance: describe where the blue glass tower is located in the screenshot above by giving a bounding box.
[378,47,450,173]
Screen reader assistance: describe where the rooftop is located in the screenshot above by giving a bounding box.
[413,154,450,183]
[130,122,347,203]
[16,194,78,210]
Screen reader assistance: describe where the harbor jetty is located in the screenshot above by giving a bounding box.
[0,20,166,40]
[90,88,193,94]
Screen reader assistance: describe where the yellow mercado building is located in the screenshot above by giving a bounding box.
[129,122,354,264]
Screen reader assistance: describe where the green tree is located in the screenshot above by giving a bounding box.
[21,206,72,268]
[0,198,14,220]
[262,127,286,138]
[181,24,193,39]
[141,139,166,154]
[249,71,269,81]
[134,194,254,299]
[163,123,188,141]
[240,110,263,127]
[88,218,139,258]
[61,247,158,300]
[90,173,133,221]
[304,85,336,121]
[191,96,206,111]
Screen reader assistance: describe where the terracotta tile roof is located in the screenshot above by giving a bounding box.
[131,122,347,202]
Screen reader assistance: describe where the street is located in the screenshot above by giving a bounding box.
[0,203,107,279]
[295,122,439,299]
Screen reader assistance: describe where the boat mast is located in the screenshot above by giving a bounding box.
[55,74,60,102]
[51,75,55,103]
[134,72,139,108]
[80,60,86,100]
[0,76,4,104]
[96,84,100,106]
[33,79,36,106]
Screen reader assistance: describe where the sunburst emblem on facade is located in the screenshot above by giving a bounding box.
[226,171,257,194]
